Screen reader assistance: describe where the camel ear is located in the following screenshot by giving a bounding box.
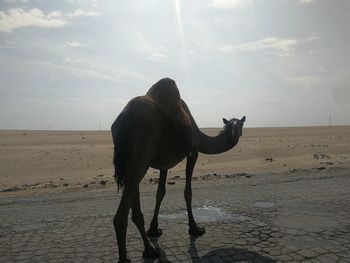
[223,118,229,125]
[241,116,246,123]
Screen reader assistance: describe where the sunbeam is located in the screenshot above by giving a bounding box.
[174,0,185,47]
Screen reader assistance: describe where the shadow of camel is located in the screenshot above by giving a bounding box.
[144,236,275,262]
[189,236,276,262]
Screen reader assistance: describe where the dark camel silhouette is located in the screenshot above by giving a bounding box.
[111,78,245,262]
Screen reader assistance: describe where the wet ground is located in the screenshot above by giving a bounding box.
[1,168,350,262]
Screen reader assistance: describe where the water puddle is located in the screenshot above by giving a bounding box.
[193,206,233,222]
[159,205,250,223]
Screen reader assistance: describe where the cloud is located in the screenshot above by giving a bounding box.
[63,56,81,64]
[63,9,99,19]
[147,53,167,61]
[212,0,252,9]
[65,41,87,48]
[220,37,299,56]
[299,0,317,4]
[0,8,99,32]
[0,8,64,32]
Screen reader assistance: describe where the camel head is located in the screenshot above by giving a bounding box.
[222,116,246,139]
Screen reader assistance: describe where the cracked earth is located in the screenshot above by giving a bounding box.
[1,168,350,262]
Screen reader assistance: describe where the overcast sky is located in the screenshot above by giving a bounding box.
[0,0,349,130]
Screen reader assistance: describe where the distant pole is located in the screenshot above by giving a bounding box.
[328,114,332,127]
[98,122,101,131]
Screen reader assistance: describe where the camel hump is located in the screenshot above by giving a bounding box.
[146,78,187,124]
[146,78,180,104]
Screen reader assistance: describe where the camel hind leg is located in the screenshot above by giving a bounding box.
[113,164,150,262]
[113,183,138,263]
[132,187,159,258]
[147,170,167,237]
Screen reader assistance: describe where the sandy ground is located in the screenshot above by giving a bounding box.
[0,126,349,193]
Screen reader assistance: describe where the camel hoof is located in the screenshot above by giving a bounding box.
[189,226,206,236]
[143,246,159,259]
[147,227,163,238]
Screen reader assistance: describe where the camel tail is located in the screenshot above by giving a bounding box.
[112,145,123,190]
[112,136,126,191]
[111,112,129,191]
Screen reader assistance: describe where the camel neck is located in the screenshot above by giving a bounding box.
[198,129,239,154]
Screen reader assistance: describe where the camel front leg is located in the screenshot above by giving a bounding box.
[147,170,167,237]
[184,151,205,236]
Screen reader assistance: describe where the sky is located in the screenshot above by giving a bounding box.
[0,0,349,130]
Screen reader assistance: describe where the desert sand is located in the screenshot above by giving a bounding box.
[0,126,349,193]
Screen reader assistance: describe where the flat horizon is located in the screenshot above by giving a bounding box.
[1,124,350,132]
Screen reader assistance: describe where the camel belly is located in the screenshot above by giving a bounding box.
[150,150,186,170]
[149,129,188,170]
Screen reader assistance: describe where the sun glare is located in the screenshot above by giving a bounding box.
[174,0,185,47]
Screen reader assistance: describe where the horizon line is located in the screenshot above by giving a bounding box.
[1,124,350,132]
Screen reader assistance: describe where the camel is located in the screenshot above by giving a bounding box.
[111,78,245,262]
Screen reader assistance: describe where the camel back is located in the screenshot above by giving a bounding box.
[146,78,192,127]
